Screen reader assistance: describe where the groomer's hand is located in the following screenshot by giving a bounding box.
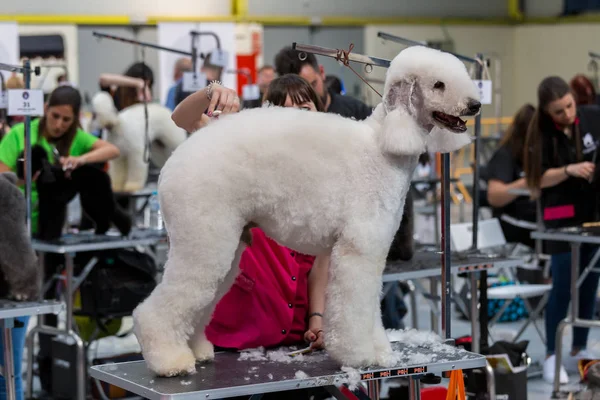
[60,155,86,178]
[207,84,240,117]
[566,162,595,181]
[304,322,325,350]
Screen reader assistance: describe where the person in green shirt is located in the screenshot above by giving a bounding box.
[0,85,120,236]
[0,85,121,397]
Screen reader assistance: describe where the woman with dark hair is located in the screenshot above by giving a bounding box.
[99,62,154,112]
[570,74,598,106]
[486,104,537,247]
[524,76,600,384]
[263,74,325,111]
[0,85,122,396]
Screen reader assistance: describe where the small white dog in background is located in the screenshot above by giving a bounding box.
[133,46,480,377]
[91,92,188,193]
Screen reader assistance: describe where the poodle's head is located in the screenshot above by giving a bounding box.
[378,46,480,155]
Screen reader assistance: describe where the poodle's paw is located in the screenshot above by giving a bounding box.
[123,181,144,193]
[328,342,376,369]
[145,347,197,377]
[191,333,215,362]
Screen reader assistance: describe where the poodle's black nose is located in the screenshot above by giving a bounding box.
[468,99,481,114]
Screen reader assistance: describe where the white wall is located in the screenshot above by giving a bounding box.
[513,24,600,110]
[364,25,515,118]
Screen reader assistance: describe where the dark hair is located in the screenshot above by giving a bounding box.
[125,62,154,88]
[570,74,597,106]
[113,62,154,111]
[499,103,535,165]
[325,75,343,95]
[524,76,580,193]
[274,47,319,77]
[263,74,324,112]
[40,86,82,156]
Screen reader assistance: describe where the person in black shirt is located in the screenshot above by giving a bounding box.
[486,104,537,248]
[524,76,600,384]
[274,47,373,120]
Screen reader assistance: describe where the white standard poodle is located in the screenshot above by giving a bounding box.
[133,45,481,377]
[91,92,188,193]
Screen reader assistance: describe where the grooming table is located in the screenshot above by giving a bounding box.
[383,250,521,335]
[25,228,168,399]
[89,341,486,400]
[0,300,64,400]
[532,227,600,397]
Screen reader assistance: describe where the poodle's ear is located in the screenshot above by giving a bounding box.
[425,127,473,154]
[384,78,423,116]
[378,79,427,156]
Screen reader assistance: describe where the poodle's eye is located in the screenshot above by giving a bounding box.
[433,81,445,90]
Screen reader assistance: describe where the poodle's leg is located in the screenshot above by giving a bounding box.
[108,157,127,192]
[325,236,393,368]
[189,242,245,361]
[123,152,148,193]
[133,221,243,377]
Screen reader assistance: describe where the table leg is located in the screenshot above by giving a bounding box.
[367,380,380,400]
[2,318,16,400]
[432,185,440,246]
[553,242,580,394]
[65,252,87,400]
[409,376,421,400]
[485,361,496,400]
[470,272,480,354]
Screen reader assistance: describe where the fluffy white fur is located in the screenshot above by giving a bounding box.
[132,46,480,376]
[91,92,188,192]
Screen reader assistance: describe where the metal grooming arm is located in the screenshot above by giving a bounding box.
[292,43,391,69]
[0,61,41,235]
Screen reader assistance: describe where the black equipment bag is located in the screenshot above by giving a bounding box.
[75,249,157,319]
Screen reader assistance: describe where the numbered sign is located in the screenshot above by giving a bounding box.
[472,80,492,105]
[182,72,207,93]
[8,89,44,116]
[0,91,7,109]
[242,84,261,101]
[209,49,229,68]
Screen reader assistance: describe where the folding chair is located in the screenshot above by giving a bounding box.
[450,218,552,346]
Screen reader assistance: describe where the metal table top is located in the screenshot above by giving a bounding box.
[383,250,520,282]
[89,341,485,399]
[31,228,167,254]
[0,300,64,319]
[531,227,600,245]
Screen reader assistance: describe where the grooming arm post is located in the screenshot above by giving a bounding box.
[471,54,484,250]
[441,153,452,339]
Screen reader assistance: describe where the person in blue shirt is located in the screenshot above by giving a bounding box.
[165,58,193,111]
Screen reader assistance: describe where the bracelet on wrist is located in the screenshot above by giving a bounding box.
[308,312,323,319]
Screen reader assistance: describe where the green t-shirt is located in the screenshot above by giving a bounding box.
[0,118,99,233]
